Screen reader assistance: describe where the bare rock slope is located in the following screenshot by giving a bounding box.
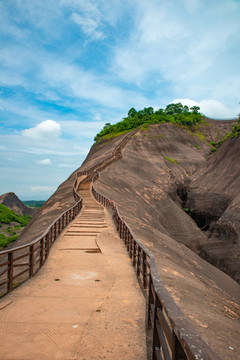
[8,119,240,359]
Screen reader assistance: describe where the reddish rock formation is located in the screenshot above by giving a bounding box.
[186,134,240,282]
[7,118,240,359]
[0,192,37,217]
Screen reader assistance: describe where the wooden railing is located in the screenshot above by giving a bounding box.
[0,176,82,296]
[91,177,221,360]
[0,127,222,359]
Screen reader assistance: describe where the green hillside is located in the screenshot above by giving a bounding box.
[94,102,204,142]
[23,200,45,209]
[0,204,32,249]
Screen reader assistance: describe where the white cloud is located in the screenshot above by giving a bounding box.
[93,113,102,121]
[173,98,238,118]
[22,120,61,141]
[42,61,147,109]
[36,158,52,165]
[112,0,240,110]
[71,13,105,40]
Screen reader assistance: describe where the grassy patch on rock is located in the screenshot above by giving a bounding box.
[0,204,32,248]
[164,156,179,164]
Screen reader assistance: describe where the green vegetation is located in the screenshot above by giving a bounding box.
[192,131,206,142]
[150,135,165,139]
[140,124,149,131]
[231,118,240,138]
[94,102,204,142]
[216,118,240,148]
[0,234,18,248]
[164,156,179,164]
[23,200,45,209]
[0,204,32,248]
[184,208,193,214]
[0,204,32,225]
[194,145,201,149]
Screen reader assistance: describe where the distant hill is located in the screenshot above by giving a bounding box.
[0,203,32,248]
[22,200,45,209]
[0,192,37,217]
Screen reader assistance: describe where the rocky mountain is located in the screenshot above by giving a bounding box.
[8,117,240,359]
[0,192,37,217]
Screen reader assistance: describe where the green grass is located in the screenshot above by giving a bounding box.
[96,129,131,143]
[22,200,45,209]
[0,233,18,248]
[150,135,165,139]
[0,204,32,249]
[0,204,32,226]
[164,156,179,164]
[194,145,201,149]
[193,131,206,142]
[140,124,149,131]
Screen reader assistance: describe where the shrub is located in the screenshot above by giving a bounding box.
[164,156,179,164]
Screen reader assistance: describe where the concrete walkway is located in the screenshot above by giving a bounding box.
[0,186,147,360]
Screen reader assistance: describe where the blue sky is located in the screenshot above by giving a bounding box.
[0,0,240,200]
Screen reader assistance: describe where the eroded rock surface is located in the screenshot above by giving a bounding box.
[185,135,240,282]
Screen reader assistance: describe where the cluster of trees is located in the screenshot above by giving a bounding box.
[231,117,240,138]
[94,102,203,142]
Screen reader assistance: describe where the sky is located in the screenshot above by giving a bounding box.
[0,0,240,200]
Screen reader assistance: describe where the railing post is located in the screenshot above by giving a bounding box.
[54,222,57,240]
[7,252,13,293]
[172,333,187,360]
[143,252,147,288]
[45,234,50,258]
[147,274,153,327]
[129,236,132,259]
[40,238,44,267]
[29,245,34,278]
[137,246,140,277]
[125,227,128,245]
[51,226,54,244]
[133,240,136,266]
[127,232,130,252]
[152,293,161,360]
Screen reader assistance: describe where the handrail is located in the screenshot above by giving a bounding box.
[0,175,82,295]
[88,133,222,359]
[76,129,138,179]
[91,177,221,360]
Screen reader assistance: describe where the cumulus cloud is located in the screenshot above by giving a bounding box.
[173,98,238,118]
[71,13,105,40]
[36,158,52,165]
[112,0,240,111]
[22,120,61,141]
